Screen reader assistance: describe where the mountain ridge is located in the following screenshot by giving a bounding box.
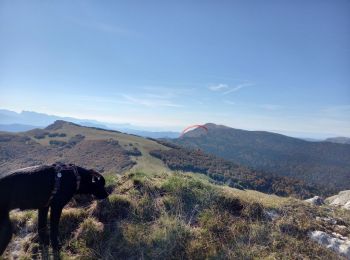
[170,123,350,192]
[0,120,324,198]
[0,109,179,138]
[325,137,350,145]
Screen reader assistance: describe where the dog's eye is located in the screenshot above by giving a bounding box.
[92,175,101,183]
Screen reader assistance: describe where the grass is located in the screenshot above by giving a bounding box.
[6,171,347,259]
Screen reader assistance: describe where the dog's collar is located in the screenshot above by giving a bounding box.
[45,164,81,207]
[54,164,81,191]
[71,165,81,191]
[46,168,62,207]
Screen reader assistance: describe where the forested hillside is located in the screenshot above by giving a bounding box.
[170,123,350,192]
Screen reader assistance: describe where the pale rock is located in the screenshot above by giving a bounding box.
[305,196,324,206]
[327,190,350,210]
[309,230,350,259]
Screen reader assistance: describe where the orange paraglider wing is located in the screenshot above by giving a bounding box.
[180,124,208,137]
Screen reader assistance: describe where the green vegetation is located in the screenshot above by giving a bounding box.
[48,133,67,138]
[170,123,350,192]
[49,140,67,147]
[6,171,346,259]
[2,121,349,259]
[150,147,322,199]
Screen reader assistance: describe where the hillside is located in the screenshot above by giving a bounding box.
[0,120,171,176]
[4,171,350,259]
[0,121,322,199]
[2,121,350,259]
[149,141,323,198]
[169,123,350,192]
[325,137,350,145]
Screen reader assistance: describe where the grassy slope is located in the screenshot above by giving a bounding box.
[5,170,349,259]
[44,122,172,174]
[0,121,171,175]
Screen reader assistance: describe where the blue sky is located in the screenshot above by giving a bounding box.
[0,0,349,137]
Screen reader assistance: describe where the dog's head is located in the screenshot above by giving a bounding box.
[89,169,109,199]
[78,167,109,200]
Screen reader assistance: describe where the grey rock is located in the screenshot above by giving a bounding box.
[305,196,324,206]
[309,230,350,259]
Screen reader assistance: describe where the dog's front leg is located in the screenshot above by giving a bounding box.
[0,211,12,256]
[38,207,49,246]
[50,206,63,251]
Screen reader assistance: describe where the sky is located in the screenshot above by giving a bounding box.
[0,0,349,137]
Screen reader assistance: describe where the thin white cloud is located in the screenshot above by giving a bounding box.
[208,84,229,91]
[208,82,253,95]
[223,83,252,95]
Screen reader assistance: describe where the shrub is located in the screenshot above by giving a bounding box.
[75,217,104,248]
[242,202,265,221]
[119,216,192,259]
[216,193,243,216]
[49,140,67,147]
[134,194,160,222]
[10,210,37,234]
[199,208,232,238]
[59,208,88,241]
[161,174,216,221]
[148,216,192,259]
[129,171,151,189]
[107,139,119,146]
[126,147,142,156]
[33,131,49,139]
[68,134,85,146]
[18,136,31,142]
[48,132,66,138]
[93,194,132,222]
[48,133,59,137]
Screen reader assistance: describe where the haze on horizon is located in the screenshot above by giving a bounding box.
[0,0,349,138]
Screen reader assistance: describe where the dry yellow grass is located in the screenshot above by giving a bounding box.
[6,171,345,259]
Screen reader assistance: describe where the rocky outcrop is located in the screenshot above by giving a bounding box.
[305,196,325,206]
[309,231,350,259]
[309,215,350,259]
[327,190,350,210]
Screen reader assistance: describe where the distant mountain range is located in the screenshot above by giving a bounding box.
[169,123,350,192]
[324,137,350,145]
[0,120,323,198]
[4,122,345,259]
[0,109,179,138]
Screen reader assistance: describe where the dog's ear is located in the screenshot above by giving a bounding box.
[92,175,101,183]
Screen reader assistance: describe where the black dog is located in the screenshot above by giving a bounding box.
[0,163,109,255]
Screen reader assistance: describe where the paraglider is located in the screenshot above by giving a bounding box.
[180,124,208,138]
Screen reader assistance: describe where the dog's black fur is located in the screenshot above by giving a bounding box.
[0,164,109,255]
